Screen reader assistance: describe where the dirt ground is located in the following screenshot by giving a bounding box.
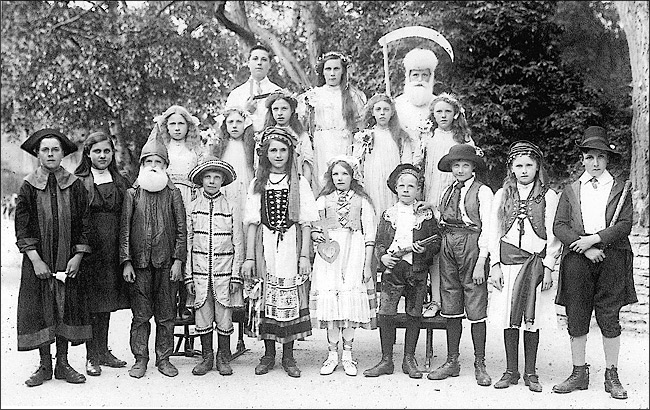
[1,217,648,409]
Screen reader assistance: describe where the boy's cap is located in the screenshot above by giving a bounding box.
[578,126,621,156]
[21,128,77,157]
[188,155,236,187]
[438,143,486,172]
[387,163,420,195]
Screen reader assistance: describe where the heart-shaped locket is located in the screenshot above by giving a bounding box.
[317,240,340,263]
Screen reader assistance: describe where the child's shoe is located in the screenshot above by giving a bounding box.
[320,351,338,375]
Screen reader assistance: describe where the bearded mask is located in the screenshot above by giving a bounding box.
[137,162,169,192]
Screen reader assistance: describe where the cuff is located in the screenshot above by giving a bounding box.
[72,244,92,254]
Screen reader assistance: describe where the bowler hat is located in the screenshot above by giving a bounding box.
[577,126,621,155]
[387,163,420,195]
[438,144,486,172]
[20,128,77,157]
[188,156,237,187]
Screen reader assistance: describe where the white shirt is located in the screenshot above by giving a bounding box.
[388,201,417,265]
[455,175,493,259]
[226,76,282,132]
[580,170,613,234]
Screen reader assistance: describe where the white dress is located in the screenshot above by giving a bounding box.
[220,138,253,222]
[309,191,377,329]
[352,127,399,216]
[421,128,475,218]
[166,139,198,210]
[298,85,366,194]
[487,183,561,332]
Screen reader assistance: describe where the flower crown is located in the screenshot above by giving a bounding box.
[214,106,254,132]
[431,92,466,117]
[318,51,349,66]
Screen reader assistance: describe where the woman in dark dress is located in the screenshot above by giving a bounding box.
[74,131,131,376]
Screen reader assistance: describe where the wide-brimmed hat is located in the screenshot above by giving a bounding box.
[387,163,420,194]
[438,144,486,172]
[577,126,621,156]
[20,128,77,157]
[188,156,236,187]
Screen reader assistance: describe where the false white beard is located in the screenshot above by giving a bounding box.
[137,166,169,192]
[404,81,434,107]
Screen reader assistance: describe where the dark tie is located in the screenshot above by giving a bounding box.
[590,177,599,189]
[447,180,465,220]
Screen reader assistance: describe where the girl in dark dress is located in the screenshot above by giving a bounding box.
[74,131,131,376]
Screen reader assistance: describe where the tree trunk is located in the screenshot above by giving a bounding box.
[298,1,321,85]
[615,1,649,227]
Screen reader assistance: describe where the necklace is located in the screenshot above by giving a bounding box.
[268,173,287,185]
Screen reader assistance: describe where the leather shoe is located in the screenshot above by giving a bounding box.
[474,357,492,386]
[427,354,460,380]
[524,373,543,393]
[128,358,148,378]
[604,366,627,399]
[216,350,233,376]
[553,364,589,394]
[402,354,423,379]
[86,358,102,376]
[98,350,127,368]
[54,359,86,384]
[494,370,520,389]
[255,355,275,375]
[157,359,178,377]
[282,357,301,378]
[25,356,53,387]
[363,355,394,377]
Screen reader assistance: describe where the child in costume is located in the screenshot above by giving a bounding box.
[310,155,377,376]
[364,163,441,379]
[426,144,494,387]
[241,126,319,378]
[185,157,244,376]
[487,141,560,392]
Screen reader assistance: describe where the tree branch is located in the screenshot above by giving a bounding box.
[213,1,256,46]
[49,1,106,33]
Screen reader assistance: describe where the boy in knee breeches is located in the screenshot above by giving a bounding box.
[363,164,441,379]
[426,144,494,386]
[185,157,244,376]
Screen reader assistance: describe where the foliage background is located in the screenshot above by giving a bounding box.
[1,1,632,190]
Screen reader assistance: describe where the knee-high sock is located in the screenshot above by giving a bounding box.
[523,330,539,374]
[282,341,294,359]
[378,315,396,357]
[446,318,463,356]
[471,321,486,358]
[504,328,520,372]
[327,328,340,351]
[264,339,275,357]
[404,316,421,355]
[602,335,620,368]
[55,336,68,359]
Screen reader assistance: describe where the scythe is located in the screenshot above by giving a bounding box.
[378,26,454,97]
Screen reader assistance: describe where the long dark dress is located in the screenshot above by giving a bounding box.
[15,166,92,351]
[81,178,131,312]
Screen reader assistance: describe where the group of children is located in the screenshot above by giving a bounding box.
[14,49,635,400]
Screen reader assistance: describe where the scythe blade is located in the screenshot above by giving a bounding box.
[378,26,454,96]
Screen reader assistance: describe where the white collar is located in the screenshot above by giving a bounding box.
[579,170,612,185]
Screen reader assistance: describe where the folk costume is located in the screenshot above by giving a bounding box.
[428,144,494,386]
[119,135,187,377]
[487,141,561,392]
[552,126,636,399]
[185,157,243,376]
[16,129,92,386]
[364,164,441,379]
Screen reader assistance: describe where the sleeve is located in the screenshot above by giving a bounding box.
[477,184,494,259]
[598,183,633,245]
[171,188,188,263]
[543,189,562,270]
[298,131,314,167]
[361,197,377,245]
[374,212,391,272]
[487,188,504,266]
[184,201,194,284]
[552,188,581,246]
[425,215,442,258]
[243,178,261,226]
[230,199,244,283]
[14,182,40,252]
[298,175,319,224]
[119,189,135,265]
[71,180,92,254]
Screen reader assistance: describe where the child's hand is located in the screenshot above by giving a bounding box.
[488,263,503,291]
[298,256,311,281]
[414,201,434,212]
[412,242,425,254]
[472,257,487,285]
[65,253,83,278]
[32,259,51,280]
[569,234,600,254]
[242,260,256,281]
[186,282,195,295]
[123,262,135,283]
[381,253,399,269]
[170,260,183,282]
[363,265,373,283]
[311,231,325,244]
[541,267,553,291]
[584,247,605,263]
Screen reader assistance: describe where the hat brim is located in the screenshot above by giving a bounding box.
[578,142,621,156]
[189,161,236,187]
[387,163,420,195]
[438,154,486,172]
[20,129,77,157]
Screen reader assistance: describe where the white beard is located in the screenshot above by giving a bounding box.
[404,81,434,107]
[137,166,169,192]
